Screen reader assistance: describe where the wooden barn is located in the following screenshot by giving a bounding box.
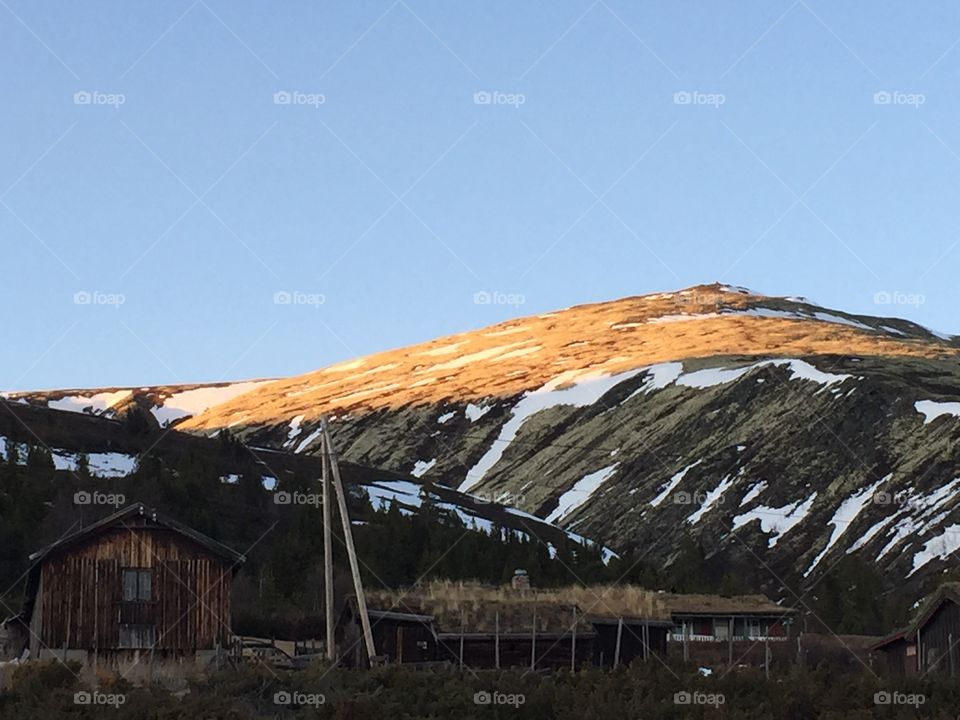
[14,503,245,671]
[873,583,960,676]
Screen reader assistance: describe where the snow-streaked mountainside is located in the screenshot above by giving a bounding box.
[2,379,276,428]
[11,284,960,591]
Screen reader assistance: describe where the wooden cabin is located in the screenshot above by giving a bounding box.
[590,616,672,667]
[872,583,960,676]
[337,603,439,667]
[363,582,670,670]
[15,503,245,671]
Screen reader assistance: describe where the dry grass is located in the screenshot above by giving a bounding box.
[366,580,789,633]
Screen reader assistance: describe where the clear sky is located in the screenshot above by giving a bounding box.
[3,1,960,390]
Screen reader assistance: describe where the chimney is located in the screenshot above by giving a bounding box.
[511,568,530,591]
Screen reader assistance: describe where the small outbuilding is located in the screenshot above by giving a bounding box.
[872,583,960,676]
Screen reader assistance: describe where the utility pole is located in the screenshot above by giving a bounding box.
[322,429,335,661]
[322,418,376,666]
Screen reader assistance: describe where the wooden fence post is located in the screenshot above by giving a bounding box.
[530,606,537,672]
[613,617,623,668]
[571,607,577,672]
[459,610,464,670]
[495,611,500,669]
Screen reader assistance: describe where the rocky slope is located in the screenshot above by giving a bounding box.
[12,284,960,593]
[172,284,960,593]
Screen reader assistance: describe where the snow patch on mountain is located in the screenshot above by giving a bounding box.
[546,464,619,523]
[649,460,703,507]
[804,476,889,575]
[915,399,960,424]
[733,493,817,547]
[459,367,646,492]
[910,524,960,574]
[48,390,132,415]
[152,381,273,426]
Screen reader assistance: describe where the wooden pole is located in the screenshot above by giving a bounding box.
[613,616,623,668]
[322,430,335,661]
[571,607,577,672]
[764,635,770,680]
[530,605,537,671]
[459,610,464,670]
[728,617,734,667]
[495,611,500,669]
[322,420,376,666]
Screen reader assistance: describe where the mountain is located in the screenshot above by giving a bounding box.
[2,380,277,429]
[10,284,960,598]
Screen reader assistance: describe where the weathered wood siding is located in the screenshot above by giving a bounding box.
[919,600,960,675]
[36,518,233,652]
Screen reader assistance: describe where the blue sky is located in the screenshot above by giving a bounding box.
[3,1,960,389]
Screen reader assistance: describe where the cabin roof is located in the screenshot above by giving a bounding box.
[363,581,786,634]
[904,582,960,639]
[28,502,246,565]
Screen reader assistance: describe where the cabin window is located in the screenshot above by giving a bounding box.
[122,569,153,602]
[119,623,156,649]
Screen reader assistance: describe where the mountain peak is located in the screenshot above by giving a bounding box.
[181,286,956,432]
